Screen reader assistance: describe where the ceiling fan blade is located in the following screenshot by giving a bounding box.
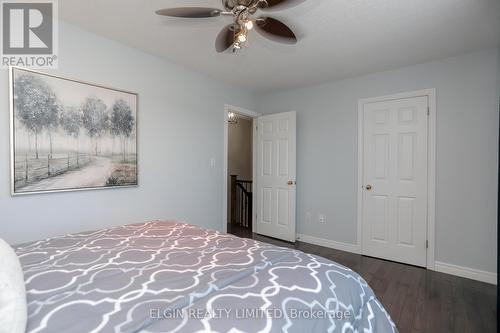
[215,25,235,53]
[155,7,221,18]
[256,17,297,44]
[259,0,305,10]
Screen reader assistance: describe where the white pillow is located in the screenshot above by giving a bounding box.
[0,238,27,333]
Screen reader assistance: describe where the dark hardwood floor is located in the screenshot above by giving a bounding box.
[227,224,497,333]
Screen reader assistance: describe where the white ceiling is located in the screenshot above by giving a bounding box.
[60,0,500,92]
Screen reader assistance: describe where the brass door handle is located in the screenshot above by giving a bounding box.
[287,181,296,185]
[365,185,372,190]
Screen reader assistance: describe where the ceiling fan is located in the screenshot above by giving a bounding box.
[155,0,304,53]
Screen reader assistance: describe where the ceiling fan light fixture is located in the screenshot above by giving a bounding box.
[245,20,254,30]
[155,0,302,53]
[237,33,247,43]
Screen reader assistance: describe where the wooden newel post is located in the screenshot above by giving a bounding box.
[230,175,237,225]
[248,194,253,230]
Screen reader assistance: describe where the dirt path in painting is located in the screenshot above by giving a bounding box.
[19,157,114,192]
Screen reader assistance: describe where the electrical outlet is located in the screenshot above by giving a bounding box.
[210,157,216,168]
[319,214,325,223]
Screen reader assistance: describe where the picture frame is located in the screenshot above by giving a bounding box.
[9,66,138,195]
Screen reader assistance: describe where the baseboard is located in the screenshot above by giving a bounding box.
[434,261,497,285]
[296,233,361,254]
[295,234,496,285]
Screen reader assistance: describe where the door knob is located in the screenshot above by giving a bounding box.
[287,181,296,185]
[365,185,372,190]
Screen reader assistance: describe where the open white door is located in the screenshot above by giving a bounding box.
[255,111,296,242]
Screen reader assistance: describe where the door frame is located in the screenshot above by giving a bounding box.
[356,89,437,270]
[223,104,260,233]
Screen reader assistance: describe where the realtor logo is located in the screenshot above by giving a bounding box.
[1,0,58,68]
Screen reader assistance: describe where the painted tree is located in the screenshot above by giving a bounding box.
[45,104,59,158]
[14,74,59,159]
[81,96,108,156]
[60,106,81,155]
[111,99,134,162]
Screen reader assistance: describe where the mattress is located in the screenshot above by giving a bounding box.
[14,221,397,332]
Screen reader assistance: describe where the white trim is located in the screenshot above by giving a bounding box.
[252,118,258,236]
[222,104,260,233]
[296,234,496,285]
[427,89,437,270]
[434,261,497,285]
[357,89,437,270]
[296,234,361,254]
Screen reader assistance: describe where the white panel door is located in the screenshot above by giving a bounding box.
[362,96,428,267]
[255,111,296,242]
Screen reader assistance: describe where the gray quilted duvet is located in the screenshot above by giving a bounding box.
[14,221,397,333]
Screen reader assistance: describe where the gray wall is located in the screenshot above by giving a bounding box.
[0,22,255,244]
[0,20,497,275]
[257,48,499,273]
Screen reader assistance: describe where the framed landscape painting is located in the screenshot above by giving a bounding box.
[9,67,138,195]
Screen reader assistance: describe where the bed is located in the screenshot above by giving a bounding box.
[13,221,397,333]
